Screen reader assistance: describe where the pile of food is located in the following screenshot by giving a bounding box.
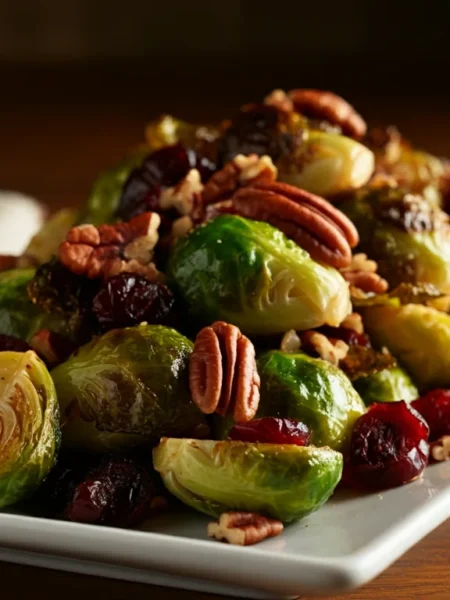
[2,88,450,546]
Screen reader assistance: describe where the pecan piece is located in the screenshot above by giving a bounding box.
[159,168,204,215]
[189,321,260,423]
[430,436,450,462]
[202,154,277,207]
[59,212,160,280]
[207,512,283,546]
[232,181,359,268]
[264,89,294,114]
[340,253,389,294]
[288,89,367,139]
[301,331,349,366]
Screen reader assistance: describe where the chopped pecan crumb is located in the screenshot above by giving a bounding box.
[208,512,283,546]
[189,321,260,423]
[430,436,450,462]
[264,89,294,114]
[288,89,367,139]
[340,253,389,294]
[159,168,204,215]
[301,331,349,366]
[280,329,302,353]
[59,212,160,280]
[232,181,359,268]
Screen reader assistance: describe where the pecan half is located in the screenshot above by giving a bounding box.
[207,512,283,546]
[288,89,367,139]
[301,331,349,366]
[202,154,277,207]
[430,436,450,462]
[232,181,359,268]
[340,253,389,294]
[59,212,160,280]
[189,321,260,423]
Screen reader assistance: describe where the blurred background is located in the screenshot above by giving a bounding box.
[1,0,450,210]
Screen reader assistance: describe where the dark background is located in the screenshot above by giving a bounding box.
[1,0,450,209]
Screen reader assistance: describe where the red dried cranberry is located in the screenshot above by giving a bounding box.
[92,273,174,329]
[412,389,450,442]
[344,401,429,491]
[228,417,311,446]
[117,143,216,221]
[64,455,160,528]
[316,325,371,348]
[0,334,32,353]
[218,104,300,166]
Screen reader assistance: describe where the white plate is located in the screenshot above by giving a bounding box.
[1,461,450,598]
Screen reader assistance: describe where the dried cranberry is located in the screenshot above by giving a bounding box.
[316,325,371,348]
[0,334,32,353]
[228,417,311,446]
[412,389,450,442]
[117,143,216,221]
[29,451,92,518]
[64,455,160,528]
[92,273,174,329]
[29,329,77,366]
[218,104,299,166]
[344,401,429,491]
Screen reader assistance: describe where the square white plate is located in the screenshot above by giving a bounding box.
[1,461,450,598]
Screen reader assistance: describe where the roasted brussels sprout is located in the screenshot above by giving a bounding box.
[153,438,343,522]
[362,302,450,391]
[0,269,43,340]
[0,351,60,508]
[22,208,78,265]
[341,186,450,292]
[353,366,418,406]
[256,350,366,450]
[51,324,205,452]
[278,130,375,198]
[80,148,151,225]
[168,215,351,334]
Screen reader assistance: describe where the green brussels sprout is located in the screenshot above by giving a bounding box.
[168,215,351,335]
[153,438,343,523]
[80,148,151,225]
[278,130,375,197]
[0,351,60,508]
[361,302,450,391]
[0,269,43,340]
[341,186,450,292]
[22,209,78,266]
[51,324,205,452]
[256,351,365,450]
[353,366,418,406]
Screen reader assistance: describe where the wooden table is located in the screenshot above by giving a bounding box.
[0,67,449,599]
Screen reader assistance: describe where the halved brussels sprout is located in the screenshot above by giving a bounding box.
[168,215,351,334]
[362,302,450,391]
[353,366,418,406]
[278,130,375,197]
[153,438,343,523]
[256,351,365,450]
[341,186,450,292]
[51,324,205,452]
[0,351,60,508]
